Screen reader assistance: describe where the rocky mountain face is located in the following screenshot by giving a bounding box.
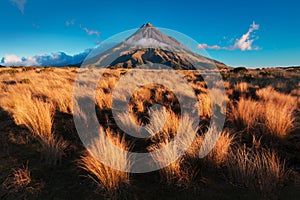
[84,23,230,70]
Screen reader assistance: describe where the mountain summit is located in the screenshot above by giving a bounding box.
[140,23,153,28]
[84,23,229,70]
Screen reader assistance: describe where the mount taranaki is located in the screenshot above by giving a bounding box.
[81,23,230,70]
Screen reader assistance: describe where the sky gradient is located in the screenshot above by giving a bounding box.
[0,0,300,67]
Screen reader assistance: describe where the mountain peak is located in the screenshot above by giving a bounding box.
[86,23,230,70]
[140,23,153,28]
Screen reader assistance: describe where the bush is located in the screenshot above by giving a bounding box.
[22,67,36,72]
[231,67,248,74]
[259,70,273,77]
[19,79,31,84]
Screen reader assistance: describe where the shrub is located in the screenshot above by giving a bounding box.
[259,70,273,77]
[19,78,31,84]
[231,66,248,74]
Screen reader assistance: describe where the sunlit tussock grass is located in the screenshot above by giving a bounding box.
[79,128,131,197]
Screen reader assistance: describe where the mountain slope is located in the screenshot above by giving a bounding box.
[83,23,231,70]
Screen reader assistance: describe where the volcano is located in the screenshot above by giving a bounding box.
[83,23,230,70]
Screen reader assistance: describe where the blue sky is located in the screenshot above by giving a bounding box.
[0,0,300,67]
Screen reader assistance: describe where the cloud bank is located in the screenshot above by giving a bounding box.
[197,21,260,51]
[0,49,91,66]
[10,0,26,14]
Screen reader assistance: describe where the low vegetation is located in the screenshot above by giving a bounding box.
[0,67,299,199]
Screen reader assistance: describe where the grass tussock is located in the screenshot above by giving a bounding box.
[186,125,234,166]
[149,142,184,185]
[256,86,297,109]
[202,128,235,166]
[226,145,286,194]
[256,87,297,137]
[2,164,32,193]
[2,162,42,199]
[148,113,199,186]
[262,101,296,137]
[79,128,131,198]
[234,82,249,94]
[230,92,296,137]
[12,94,67,165]
[229,98,261,132]
[95,89,112,110]
[197,93,212,118]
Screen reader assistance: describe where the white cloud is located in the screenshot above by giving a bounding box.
[80,25,100,37]
[197,44,221,50]
[231,21,260,51]
[1,54,39,66]
[127,38,168,48]
[66,19,76,27]
[197,21,260,51]
[10,0,27,14]
[0,50,91,66]
[65,22,100,44]
[2,54,22,64]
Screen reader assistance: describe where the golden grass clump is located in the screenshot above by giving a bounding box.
[262,101,295,137]
[197,93,212,118]
[114,111,141,134]
[13,94,53,137]
[95,89,112,110]
[49,87,74,114]
[229,98,261,132]
[149,142,184,185]
[234,82,249,94]
[12,94,67,165]
[226,146,286,194]
[148,113,199,186]
[146,111,189,183]
[79,128,131,197]
[203,128,235,165]
[133,98,146,113]
[187,125,234,166]
[256,86,297,137]
[146,109,182,145]
[256,86,297,109]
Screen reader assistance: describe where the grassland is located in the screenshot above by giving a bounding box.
[0,66,299,199]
